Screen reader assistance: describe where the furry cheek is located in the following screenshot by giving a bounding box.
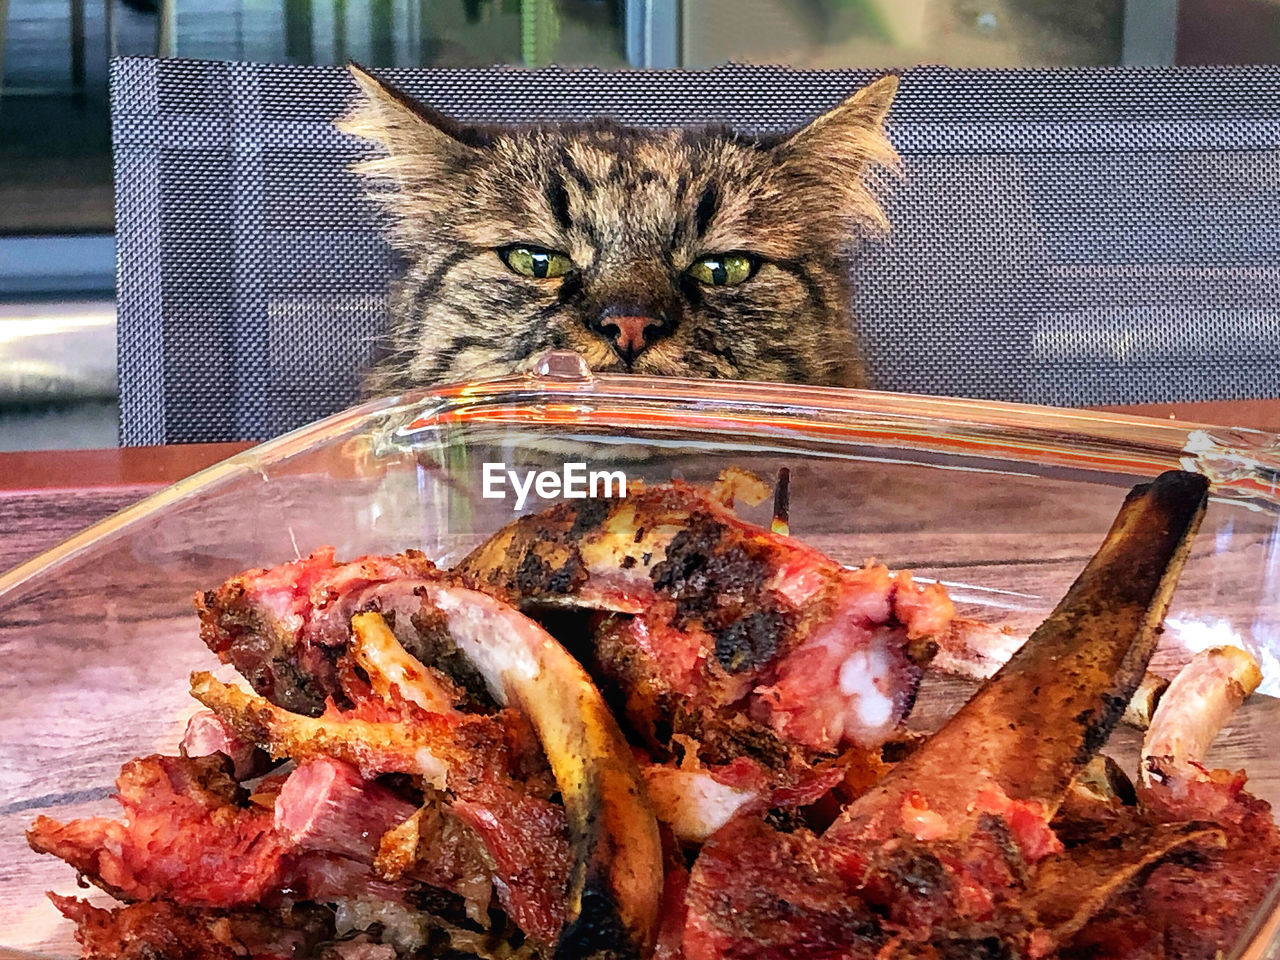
[635,341,730,379]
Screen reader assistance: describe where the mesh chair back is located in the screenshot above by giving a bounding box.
[110,58,1280,444]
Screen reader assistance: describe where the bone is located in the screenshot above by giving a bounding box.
[1141,644,1262,785]
[412,585,663,960]
[189,672,455,789]
[935,618,1170,731]
[349,611,459,715]
[771,467,791,537]
[833,470,1209,838]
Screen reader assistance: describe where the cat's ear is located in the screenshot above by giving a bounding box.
[773,75,901,231]
[338,62,484,186]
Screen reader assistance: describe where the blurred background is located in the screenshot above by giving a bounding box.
[1,0,1277,451]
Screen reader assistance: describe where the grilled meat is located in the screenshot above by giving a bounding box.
[29,468,1280,960]
[459,479,953,770]
[681,471,1258,960]
[195,551,662,957]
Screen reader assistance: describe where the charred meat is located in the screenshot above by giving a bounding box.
[27,468,1280,960]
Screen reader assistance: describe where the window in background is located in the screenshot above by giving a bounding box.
[683,1,1127,69]
[0,0,632,239]
[10,0,1280,241]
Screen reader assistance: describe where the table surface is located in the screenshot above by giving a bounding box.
[1,398,1277,576]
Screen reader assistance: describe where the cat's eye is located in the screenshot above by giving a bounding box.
[499,245,573,279]
[686,253,757,287]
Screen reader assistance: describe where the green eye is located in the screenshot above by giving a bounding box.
[500,245,573,279]
[687,253,756,286]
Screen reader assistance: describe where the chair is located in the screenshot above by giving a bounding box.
[109,58,1280,444]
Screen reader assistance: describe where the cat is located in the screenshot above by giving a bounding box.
[339,64,899,395]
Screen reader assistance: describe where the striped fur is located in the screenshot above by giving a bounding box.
[339,65,899,393]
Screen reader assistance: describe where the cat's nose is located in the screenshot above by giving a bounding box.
[591,312,670,366]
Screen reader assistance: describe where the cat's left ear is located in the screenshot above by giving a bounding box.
[773,75,901,230]
[338,62,485,187]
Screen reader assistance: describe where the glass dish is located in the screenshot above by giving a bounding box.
[4,356,1280,959]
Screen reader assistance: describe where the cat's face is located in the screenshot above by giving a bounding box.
[341,67,898,394]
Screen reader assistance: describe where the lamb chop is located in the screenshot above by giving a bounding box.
[679,470,1280,960]
[34,552,663,959]
[457,474,952,777]
[455,469,1171,842]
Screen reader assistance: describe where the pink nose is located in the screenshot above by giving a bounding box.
[601,315,660,365]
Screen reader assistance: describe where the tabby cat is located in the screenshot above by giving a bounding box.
[340,65,899,394]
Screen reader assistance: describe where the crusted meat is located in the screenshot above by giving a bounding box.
[680,472,1235,960]
[188,673,535,789]
[28,470,1280,960]
[49,897,333,960]
[685,815,883,960]
[185,675,570,943]
[28,754,290,908]
[191,552,663,956]
[195,548,447,716]
[29,743,569,950]
[1061,645,1280,959]
[459,479,954,768]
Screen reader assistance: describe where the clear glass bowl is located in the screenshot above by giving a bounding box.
[4,359,1280,958]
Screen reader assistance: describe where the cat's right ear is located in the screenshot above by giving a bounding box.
[338,63,483,186]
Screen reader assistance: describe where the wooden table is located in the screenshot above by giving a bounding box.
[1,399,1277,576]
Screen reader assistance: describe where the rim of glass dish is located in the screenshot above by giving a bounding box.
[2,367,1278,602]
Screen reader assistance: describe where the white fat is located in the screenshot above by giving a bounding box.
[643,767,758,844]
[1141,645,1262,784]
[333,899,430,954]
[837,643,895,733]
[258,588,302,630]
[414,748,449,791]
[426,587,545,703]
